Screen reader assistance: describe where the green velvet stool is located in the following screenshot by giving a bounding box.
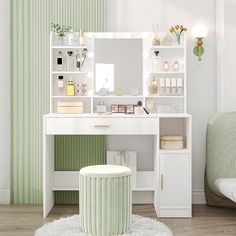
[79,165,132,236]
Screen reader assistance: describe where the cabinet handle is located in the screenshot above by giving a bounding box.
[94,125,110,128]
[161,174,164,190]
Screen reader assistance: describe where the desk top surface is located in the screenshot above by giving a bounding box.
[44,113,192,119]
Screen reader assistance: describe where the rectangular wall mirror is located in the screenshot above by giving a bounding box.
[95,39,143,95]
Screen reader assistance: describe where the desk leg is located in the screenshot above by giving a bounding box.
[43,134,54,218]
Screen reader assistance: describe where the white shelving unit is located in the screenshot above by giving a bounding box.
[50,32,187,114]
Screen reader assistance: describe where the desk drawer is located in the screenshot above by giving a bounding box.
[45,117,158,135]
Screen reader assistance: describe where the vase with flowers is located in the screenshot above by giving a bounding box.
[51,23,72,46]
[169,25,187,45]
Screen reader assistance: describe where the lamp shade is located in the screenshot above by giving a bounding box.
[193,25,207,38]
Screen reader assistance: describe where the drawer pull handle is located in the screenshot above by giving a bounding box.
[94,125,110,128]
[161,174,164,190]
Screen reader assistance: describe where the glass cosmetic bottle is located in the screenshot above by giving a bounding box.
[58,75,64,88]
[152,51,162,73]
[149,78,158,95]
[56,50,64,71]
[159,78,165,95]
[165,78,171,95]
[171,77,177,95]
[67,78,75,96]
[66,51,75,71]
[177,77,183,96]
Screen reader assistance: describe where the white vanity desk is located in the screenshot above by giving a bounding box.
[43,113,192,218]
[44,32,192,218]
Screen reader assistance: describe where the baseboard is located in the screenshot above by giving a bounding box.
[192,189,206,204]
[0,189,10,204]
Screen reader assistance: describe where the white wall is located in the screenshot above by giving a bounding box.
[107,0,217,203]
[217,0,236,112]
[0,0,10,204]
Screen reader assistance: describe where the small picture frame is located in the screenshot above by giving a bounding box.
[111,104,119,113]
[125,105,134,114]
[118,105,126,113]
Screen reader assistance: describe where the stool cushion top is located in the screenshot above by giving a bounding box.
[80,165,131,178]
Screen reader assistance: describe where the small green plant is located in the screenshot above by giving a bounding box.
[51,23,72,37]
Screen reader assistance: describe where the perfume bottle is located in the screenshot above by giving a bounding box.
[75,52,81,71]
[58,75,64,88]
[66,51,75,71]
[173,61,180,71]
[56,51,64,71]
[67,78,75,96]
[149,78,158,95]
[163,61,169,71]
[152,51,162,73]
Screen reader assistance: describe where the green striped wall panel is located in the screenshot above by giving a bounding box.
[55,135,106,171]
[55,192,80,205]
[11,0,106,204]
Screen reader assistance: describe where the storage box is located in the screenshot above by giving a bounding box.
[107,151,137,188]
[160,135,184,150]
[57,101,84,114]
[157,105,179,114]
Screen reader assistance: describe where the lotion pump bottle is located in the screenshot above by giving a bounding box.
[67,78,75,96]
[67,51,75,71]
[152,51,162,73]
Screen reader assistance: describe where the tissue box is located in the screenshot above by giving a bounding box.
[160,135,184,150]
[57,101,83,114]
[107,151,137,188]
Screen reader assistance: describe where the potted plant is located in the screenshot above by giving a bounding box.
[51,23,72,46]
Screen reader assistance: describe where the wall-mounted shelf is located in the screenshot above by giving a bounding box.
[52,46,87,49]
[52,71,87,74]
[150,45,185,49]
[93,95,144,98]
[52,96,91,99]
[150,72,184,75]
[145,95,184,98]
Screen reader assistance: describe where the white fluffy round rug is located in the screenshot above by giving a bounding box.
[35,215,173,236]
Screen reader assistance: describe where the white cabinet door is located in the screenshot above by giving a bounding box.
[159,153,191,217]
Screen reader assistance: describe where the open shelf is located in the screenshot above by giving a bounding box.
[52,71,87,74]
[150,45,184,49]
[150,71,184,75]
[159,149,190,154]
[53,170,154,192]
[52,96,91,99]
[93,95,144,98]
[52,46,87,49]
[145,95,184,98]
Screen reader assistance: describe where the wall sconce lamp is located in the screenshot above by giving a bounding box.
[193,25,207,61]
